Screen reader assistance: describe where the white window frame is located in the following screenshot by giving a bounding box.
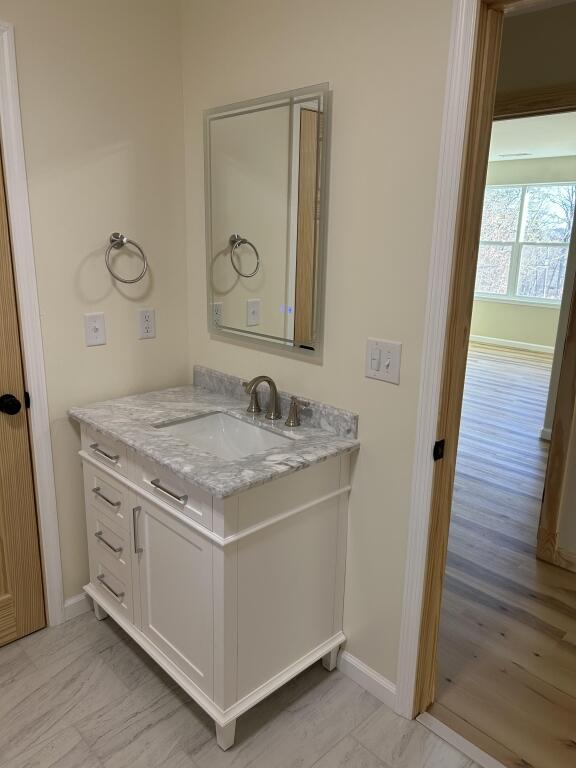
[475,180,576,306]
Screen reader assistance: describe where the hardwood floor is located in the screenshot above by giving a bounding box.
[435,344,576,768]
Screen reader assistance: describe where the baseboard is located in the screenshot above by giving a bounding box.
[337,651,397,710]
[540,427,552,441]
[64,592,92,621]
[469,335,554,355]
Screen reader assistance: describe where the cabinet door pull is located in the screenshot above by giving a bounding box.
[133,506,143,554]
[94,530,123,554]
[150,478,188,505]
[96,574,125,601]
[92,486,121,508]
[90,443,120,463]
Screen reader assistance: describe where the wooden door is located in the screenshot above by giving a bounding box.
[294,108,320,346]
[0,148,45,646]
[137,497,213,695]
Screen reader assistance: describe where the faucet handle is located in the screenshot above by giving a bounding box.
[285,396,310,428]
[243,381,261,414]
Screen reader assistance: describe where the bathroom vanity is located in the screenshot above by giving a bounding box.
[71,367,358,750]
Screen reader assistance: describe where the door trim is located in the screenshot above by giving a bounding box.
[395,0,559,720]
[0,21,64,625]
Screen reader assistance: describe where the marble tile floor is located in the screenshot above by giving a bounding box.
[0,612,480,768]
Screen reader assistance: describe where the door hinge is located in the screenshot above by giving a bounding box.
[24,391,31,409]
[433,439,445,461]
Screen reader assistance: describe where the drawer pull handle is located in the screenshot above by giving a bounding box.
[92,487,121,508]
[90,443,120,463]
[150,478,188,505]
[96,574,125,601]
[94,530,123,554]
[133,506,143,554]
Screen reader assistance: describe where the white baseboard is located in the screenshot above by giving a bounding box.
[64,592,92,621]
[540,427,552,441]
[470,335,554,355]
[337,651,397,710]
[418,713,505,768]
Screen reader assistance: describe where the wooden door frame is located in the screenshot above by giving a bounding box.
[0,22,64,626]
[395,0,569,721]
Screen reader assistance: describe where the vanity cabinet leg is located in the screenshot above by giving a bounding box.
[216,720,236,751]
[322,646,339,672]
[93,602,108,621]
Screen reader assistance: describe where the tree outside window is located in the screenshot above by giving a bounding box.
[475,183,576,303]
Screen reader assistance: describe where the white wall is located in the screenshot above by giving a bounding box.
[181,0,453,682]
[0,0,188,600]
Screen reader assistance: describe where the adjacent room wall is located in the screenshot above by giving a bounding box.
[0,0,188,602]
[470,156,576,350]
[497,2,576,95]
[181,0,453,683]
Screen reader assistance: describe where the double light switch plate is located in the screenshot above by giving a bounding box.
[365,338,402,384]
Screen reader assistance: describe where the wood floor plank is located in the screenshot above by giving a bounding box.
[435,344,576,768]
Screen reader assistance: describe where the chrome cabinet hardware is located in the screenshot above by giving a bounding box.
[90,443,120,463]
[285,396,310,428]
[94,530,123,554]
[92,486,121,508]
[96,573,125,601]
[150,478,188,504]
[133,506,143,554]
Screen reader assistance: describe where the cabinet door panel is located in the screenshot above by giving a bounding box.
[138,499,213,696]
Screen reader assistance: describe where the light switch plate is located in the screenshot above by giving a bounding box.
[84,312,106,347]
[246,298,261,327]
[212,302,223,327]
[365,338,402,384]
[138,308,156,339]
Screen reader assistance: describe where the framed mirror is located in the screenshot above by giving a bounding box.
[204,83,331,357]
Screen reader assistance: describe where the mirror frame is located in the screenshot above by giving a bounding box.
[203,83,331,362]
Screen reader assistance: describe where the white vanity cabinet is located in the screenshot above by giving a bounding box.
[79,425,351,750]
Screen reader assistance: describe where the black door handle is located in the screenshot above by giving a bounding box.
[0,394,22,415]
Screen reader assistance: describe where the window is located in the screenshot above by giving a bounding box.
[475,182,576,303]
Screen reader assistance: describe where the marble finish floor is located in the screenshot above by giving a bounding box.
[0,612,479,768]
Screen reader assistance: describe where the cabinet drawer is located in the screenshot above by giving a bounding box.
[87,503,133,621]
[136,456,213,531]
[91,559,133,622]
[82,427,129,479]
[83,463,131,530]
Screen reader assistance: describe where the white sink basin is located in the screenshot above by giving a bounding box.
[157,412,293,460]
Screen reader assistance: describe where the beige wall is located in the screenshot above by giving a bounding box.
[182,0,453,682]
[470,156,576,348]
[471,301,560,348]
[497,2,576,94]
[0,0,189,600]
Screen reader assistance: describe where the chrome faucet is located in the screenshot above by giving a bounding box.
[243,376,282,420]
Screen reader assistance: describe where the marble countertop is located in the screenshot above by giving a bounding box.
[70,373,359,498]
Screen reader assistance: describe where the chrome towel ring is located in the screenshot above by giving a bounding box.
[105,232,149,284]
[229,234,260,278]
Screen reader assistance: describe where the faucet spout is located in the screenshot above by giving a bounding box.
[243,376,282,421]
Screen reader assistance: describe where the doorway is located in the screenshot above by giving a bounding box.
[402,1,576,766]
[0,141,46,645]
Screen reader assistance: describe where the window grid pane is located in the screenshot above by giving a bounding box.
[517,245,568,301]
[475,245,513,295]
[476,182,576,303]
